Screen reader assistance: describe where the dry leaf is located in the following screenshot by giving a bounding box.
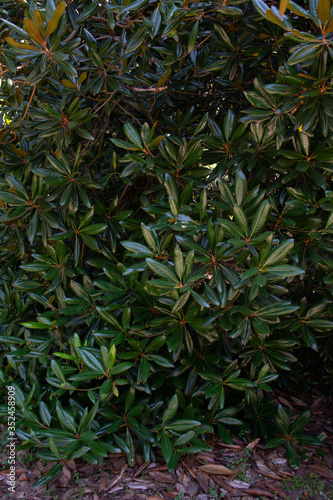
[197,464,233,475]
[256,462,281,479]
[310,398,324,410]
[246,438,260,449]
[266,458,278,472]
[279,471,294,477]
[273,457,288,465]
[246,488,275,497]
[278,396,296,410]
[122,493,135,500]
[228,479,251,489]
[134,462,149,477]
[126,482,155,490]
[290,396,306,407]
[308,465,333,479]
[266,482,287,499]
[66,460,76,471]
[216,442,243,450]
[196,453,216,463]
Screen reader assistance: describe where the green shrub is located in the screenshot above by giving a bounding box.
[0,0,332,483]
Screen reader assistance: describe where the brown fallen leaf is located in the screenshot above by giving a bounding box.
[246,438,260,450]
[255,462,281,480]
[145,497,163,500]
[278,471,294,477]
[182,462,197,480]
[308,464,333,479]
[107,486,124,495]
[122,494,136,500]
[216,442,244,450]
[290,396,307,407]
[148,465,169,471]
[195,471,209,493]
[0,468,27,475]
[266,482,287,499]
[266,458,278,472]
[166,493,190,499]
[197,464,233,475]
[228,479,251,489]
[310,398,324,411]
[126,482,155,490]
[278,396,296,411]
[105,465,127,491]
[246,488,275,497]
[134,462,150,477]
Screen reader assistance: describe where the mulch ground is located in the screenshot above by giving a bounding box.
[1,389,333,500]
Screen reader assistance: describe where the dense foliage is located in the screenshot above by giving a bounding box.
[0,0,332,484]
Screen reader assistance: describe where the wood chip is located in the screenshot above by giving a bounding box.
[148,471,174,483]
[98,476,106,492]
[197,464,233,475]
[195,472,209,493]
[186,479,200,497]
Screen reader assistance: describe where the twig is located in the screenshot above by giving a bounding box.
[18,85,36,125]
[129,86,168,93]
[91,16,108,25]
[94,90,116,114]
[116,102,142,126]
[63,29,77,43]
[105,465,128,491]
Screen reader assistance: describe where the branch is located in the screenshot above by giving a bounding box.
[18,85,36,125]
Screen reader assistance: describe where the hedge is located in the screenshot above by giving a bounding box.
[0,0,332,483]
